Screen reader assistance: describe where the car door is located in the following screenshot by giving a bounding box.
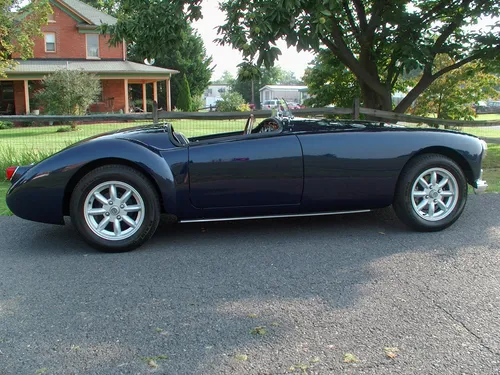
[297,131,408,212]
[188,133,303,209]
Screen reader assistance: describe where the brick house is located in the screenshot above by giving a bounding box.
[0,0,178,115]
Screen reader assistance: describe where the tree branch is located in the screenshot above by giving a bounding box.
[352,0,367,30]
[391,70,401,87]
[320,29,387,96]
[432,53,484,79]
[342,0,360,42]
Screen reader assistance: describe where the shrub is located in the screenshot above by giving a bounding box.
[176,74,192,111]
[191,95,204,111]
[216,91,248,112]
[0,121,13,130]
[56,126,73,133]
[35,69,101,118]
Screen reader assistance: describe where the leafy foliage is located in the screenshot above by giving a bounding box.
[35,69,101,115]
[232,65,292,106]
[79,0,118,15]
[0,0,52,77]
[303,50,360,108]
[410,56,500,123]
[128,25,213,109]
[216,91,247,112]
[103,0,203,60]
[176,74,192,111]
[214,0,500,112]
[212,71,235,85]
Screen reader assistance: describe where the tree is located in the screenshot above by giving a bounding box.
[232,65,283,106]
[235,61,261,105]
[303,50,360,107]
[215,0,500,113]
[279,71,303,85]
[0,0,51,77]
[410,55,500,123]
[127,25,213,109]
[176,73,192,111]
[79,0,118,15]
[100,0,500,112]
[35,69,101,120]
[212,71,235,85]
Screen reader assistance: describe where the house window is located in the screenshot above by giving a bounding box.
[47,12,55,23]
[86,34,99,58]
[44,33,56,52]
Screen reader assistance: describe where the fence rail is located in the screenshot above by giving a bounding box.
[1,105,499,127]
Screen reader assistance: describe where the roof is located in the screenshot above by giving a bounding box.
[259,85,308,92]
[57,0,117,26]
[7,60,179,76]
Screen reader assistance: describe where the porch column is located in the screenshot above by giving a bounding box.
[153,81,158,104]
[124,79,129,113]
[166,77,171,111]
[142,82,147,112]
[24,80,30,114]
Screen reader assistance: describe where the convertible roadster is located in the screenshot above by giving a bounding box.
[6,108,488,252]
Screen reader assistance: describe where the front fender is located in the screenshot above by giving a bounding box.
[7,138,177,225]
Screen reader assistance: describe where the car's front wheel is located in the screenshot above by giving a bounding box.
[393,154,468,231]
[70,165,160,252]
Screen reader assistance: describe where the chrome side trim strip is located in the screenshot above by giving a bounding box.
[179,209,371,224]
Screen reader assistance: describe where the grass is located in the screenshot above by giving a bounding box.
[461,128,500,140]
[0,120,246,153]
[0,181,11,215]
[476,114,500,121]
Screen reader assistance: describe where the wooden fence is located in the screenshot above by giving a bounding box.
[1,100,499,128]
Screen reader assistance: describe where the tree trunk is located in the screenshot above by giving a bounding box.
[360,81,392,120]
[394,74,434,113]
[251,79,255,105]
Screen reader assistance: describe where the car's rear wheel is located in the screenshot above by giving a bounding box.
[70,165,160,252]
[393,154,467,231]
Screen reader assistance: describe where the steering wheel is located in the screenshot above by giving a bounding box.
[243,114,255,135]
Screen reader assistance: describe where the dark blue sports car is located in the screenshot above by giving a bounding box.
[5,110,488,252]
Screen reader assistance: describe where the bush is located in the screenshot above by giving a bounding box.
[216,91,248,112]
[0,121,13,130]
[35,69,101,117]
[56,126,73,133]
[176,74,192,111]
[191,95,204,111]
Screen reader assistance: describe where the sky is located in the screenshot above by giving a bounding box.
[190,0,315,82]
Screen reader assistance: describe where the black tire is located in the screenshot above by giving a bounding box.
[393,153,468,232]
[70,165,160,252]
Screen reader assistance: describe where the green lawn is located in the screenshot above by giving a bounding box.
[476,114,500,121]
[0,182,11,216]
[0,120,247,154]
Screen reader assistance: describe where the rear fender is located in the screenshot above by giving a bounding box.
[7,139,176,224]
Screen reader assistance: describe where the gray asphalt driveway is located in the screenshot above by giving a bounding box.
[1,195,499,375]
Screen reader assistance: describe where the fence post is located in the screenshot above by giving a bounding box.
[153,100,159,123]
[353,98,360,120]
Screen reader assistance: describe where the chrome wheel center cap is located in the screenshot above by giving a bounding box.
[429,190,438,199]
[110,206,120,215]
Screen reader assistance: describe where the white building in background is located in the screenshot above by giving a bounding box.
[259,85,309,106]
[202,84,230,108]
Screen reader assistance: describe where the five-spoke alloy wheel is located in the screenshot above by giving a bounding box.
[71,165,160,252]
[394,154,467,231]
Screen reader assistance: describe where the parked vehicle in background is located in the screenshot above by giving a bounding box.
[261,99,280,109]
